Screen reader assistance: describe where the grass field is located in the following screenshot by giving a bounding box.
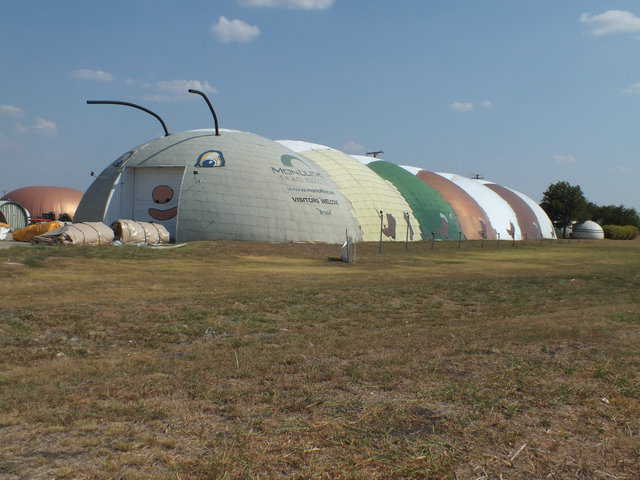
[0,239,639,479]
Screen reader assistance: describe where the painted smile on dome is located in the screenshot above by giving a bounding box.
[148,185,177,221]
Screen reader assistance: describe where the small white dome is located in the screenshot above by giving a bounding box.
[571,220,604,240]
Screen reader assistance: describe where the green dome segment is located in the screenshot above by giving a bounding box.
[365,160,462,240]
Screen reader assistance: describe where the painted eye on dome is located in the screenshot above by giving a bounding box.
[195,150,225,168]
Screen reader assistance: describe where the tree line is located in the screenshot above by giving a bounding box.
[540,181,640,238]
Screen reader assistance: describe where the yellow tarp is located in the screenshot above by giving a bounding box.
[12,221,63,242]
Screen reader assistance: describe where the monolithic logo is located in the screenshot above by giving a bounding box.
[272,154,322,178]
[281,154,311,169]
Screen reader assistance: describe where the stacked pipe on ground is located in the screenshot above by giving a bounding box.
[112,219,170,244]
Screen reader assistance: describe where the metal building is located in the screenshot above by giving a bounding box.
[0,200,29,230]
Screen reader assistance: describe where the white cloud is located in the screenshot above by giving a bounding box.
[155,80,216,94]
[552,154,577,165]
[579,10,640,36]
[141,79,217,102]
[612,165,632,174]
[239,0,334,9]
[211,16,261,43]
[450,102,474,112]
[70,69,114,82]
[34,117,57,135]
[341,140,365,154]
[16,117,57,136]
[0,105,23,117]
[623,82,640,94]
[450,100,494,112]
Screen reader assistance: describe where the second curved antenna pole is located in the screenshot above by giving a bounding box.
[188,89,220,136]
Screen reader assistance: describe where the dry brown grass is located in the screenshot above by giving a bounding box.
[0,239,639,479]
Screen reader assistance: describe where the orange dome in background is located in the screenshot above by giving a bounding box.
[2,186,84,220]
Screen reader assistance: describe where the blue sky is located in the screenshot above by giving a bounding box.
[1,0,639,207]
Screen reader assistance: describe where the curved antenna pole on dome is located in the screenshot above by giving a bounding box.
[188,89,220,136]
[86,100,170,137]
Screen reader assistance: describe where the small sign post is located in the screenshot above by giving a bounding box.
[403,211,413,250]
[378,210,384,254]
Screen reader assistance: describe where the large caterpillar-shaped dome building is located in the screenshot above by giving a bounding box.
[75,95,555,243]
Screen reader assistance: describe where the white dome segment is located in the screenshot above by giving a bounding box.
[400,165,423,175]
[438,173,522,240]
[277,140,334,153]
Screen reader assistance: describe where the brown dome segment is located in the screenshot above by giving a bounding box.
[482,182,542,240]
[2,186,84,220]
[415,171,496,240]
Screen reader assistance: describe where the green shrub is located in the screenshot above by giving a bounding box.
[602,225,639,240]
